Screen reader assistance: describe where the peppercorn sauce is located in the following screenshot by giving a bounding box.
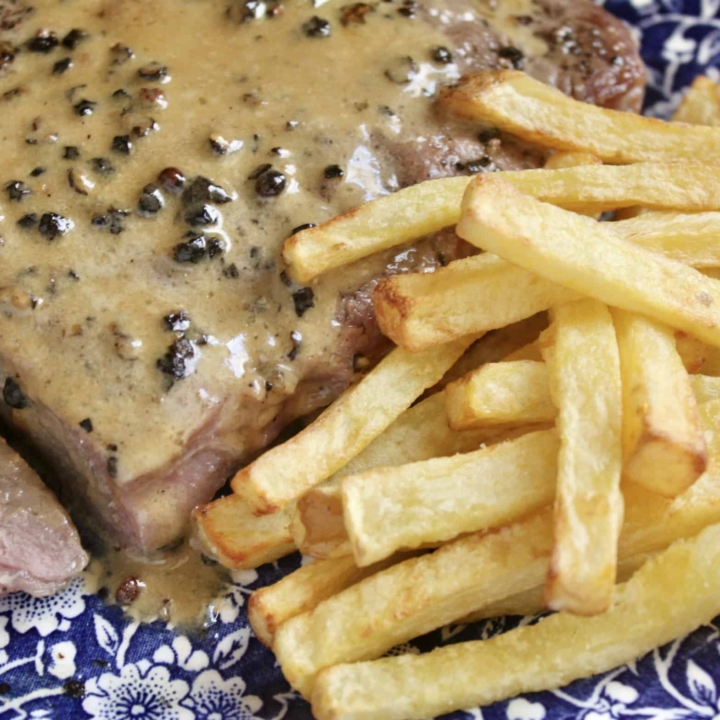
[0,0,645,552]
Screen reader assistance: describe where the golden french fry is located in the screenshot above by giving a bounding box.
[673,76,720,125]
[675,331,709,374]
[311,523,720,720]
[611,211,720,269]
[542,300,623,615]
[613,310,707,497]
[274,399,720,700]
[284,162,720,283]
[231,338,473,514]
[543,151,602,170]
[457,176,720,349]
[248,554,400,647]
[445,360,555,430]
[342,429,558,567]
[293,392,512,559]
[373,254,578,352]
[691,374,720,404]
[431,314,548,392]
[440,70,720,164]
[192,494,296,570]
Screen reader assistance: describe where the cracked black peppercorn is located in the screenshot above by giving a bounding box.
[432,46,452,63]
[79,418,93,432]
[30,166,46,177]
[111,135,132,155]
[498,45,524,69]
[256,169,286,197]
[0,683,10,696]
[324,164,344,179]
[478,127,501,144]
[63,680,85,699]
[52,57,73,75]
[157,338,196,379]
[174,234,208,263]
[303,16,331,37]
[248,163,272,180]
[17,213,37,228]
[288,330,302,360]
[62,29,88,50]
[184,203,220,227]
[74,98,97,116]
[0,42,16,69]
[63,145,80,160]
[158,167,186,194]
[465,156,496,173]
[224,263,240,278]
[397,1,418,17]
[164,310,191,332]
[182,176,232,204]
[138,62,168,81]
[5,180,30,201]
[340,3,374,25]
[292,287,315,317]
[39,212,74,239]
[291,223,316,235]
[207,237,226,258]
[27,31,59,54]
[3,378,28,409]
[91,157,115,176]
[138,185,164,216]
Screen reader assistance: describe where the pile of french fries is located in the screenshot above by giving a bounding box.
[193,72,720,720]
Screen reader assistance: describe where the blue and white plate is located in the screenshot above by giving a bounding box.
[3,2,720,718]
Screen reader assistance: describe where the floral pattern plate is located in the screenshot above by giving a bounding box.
[3,2,720,719]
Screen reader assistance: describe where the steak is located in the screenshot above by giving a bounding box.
[0,436,88,596]
[0,0,644,555]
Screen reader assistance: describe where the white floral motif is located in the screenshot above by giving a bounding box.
[83,662,192,720]
[47,641,77,680]
[507,698,546,720]
[153,636,209,672]
[181,670,262,720]
[0,577,87,637]
[215,569,258,624]
[0,616,9,666]
[579,682,640,720]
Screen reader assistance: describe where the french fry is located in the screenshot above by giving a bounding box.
[440,70,720,164]
[231,338,473,514]
[613,310,707,497]
[373,254,577,352]
[611,211,720,269]
[292,392,511,559]
[311,523,720,720]
[541,300,623,615]
[284,162,720,282]
[675,331,708,374]
[691,374,720,404]
[503,341,542,362]
[457,176,720,349]
[248,554,401,647]
[192,494,296,570]
[445,360,555,430]
[672,75,720,126]
[274,402,720,699]
[543,151,602,170]
[431,313,548,392]
[342,429,558,566]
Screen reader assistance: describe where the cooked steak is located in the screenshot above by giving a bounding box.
[0,0,644,554]
[0,436,88,596]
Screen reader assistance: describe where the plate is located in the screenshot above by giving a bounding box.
[2,2,720,719]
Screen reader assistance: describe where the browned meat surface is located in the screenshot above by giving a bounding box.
[0,436,88,596]
[0,0,644,555]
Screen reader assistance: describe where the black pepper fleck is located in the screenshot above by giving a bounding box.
[288,330,302,359]
[291,223,317,235]
[0,683,9,696]
[478,127,501,143]
[465,156,497,173]
[256,169,286,197]
[52,57,72,75]
[432,46,452,63]
[39,212,74,239]
[138,185,164,216]
[62,29,88,50]
[182,176,232,204]
[340,3,374,25]
[397,0,418,17]
[27,31,59,54]
[173,234,207,263]
[157,337,196,379]
[207,237,226,258]
[324,164,344,179]
[17,213,37,228]
[74,98,97,116]
[63,145,80,160]
[292,287,315,317]
[184,203,220,227]
[223,263,240,278]
[63,680,85,699]
[248,163,272,180]
[91,157,115,176]
[79,417,93,432]
[303,16,331,37]
[5,180,30,201]
[111,135,132,155]
[29,166,46,177]
[138,62,168,81]
[110,43,134,65]
[3,378,27,409]
[498,45,524,69]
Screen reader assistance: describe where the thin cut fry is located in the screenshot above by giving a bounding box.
[311,523,720,720]
[691,374,720,404]
[284,162,720,282]
[192,494,295,570]
[273,402,720,699]
[248,554,400,647]
[445,360,555,430]
[613,310,707,497]
[231,338,473,514]
[543,151,602,169]
[675,331,708,374]
[342,429,558,566]
[673,75,720,126]
[457,176,720,349]
[542,300,623,615]
[440,70,720,164]
[374,254,577,352]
